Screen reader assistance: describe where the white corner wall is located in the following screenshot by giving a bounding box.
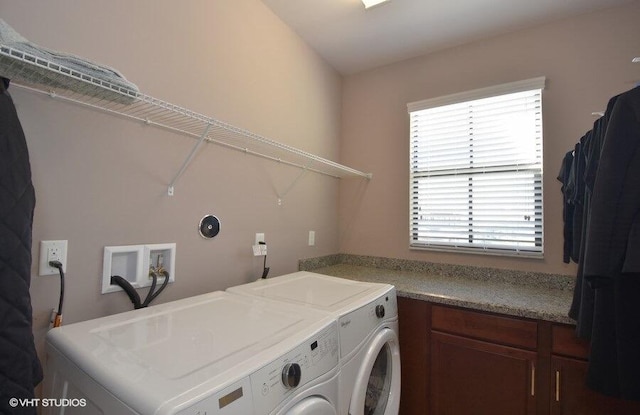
[339,2,640,275]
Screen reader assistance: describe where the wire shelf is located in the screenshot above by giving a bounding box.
[0,44,372,191]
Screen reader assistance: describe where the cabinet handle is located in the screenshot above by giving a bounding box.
[531,363,535,396]
[555,370,560,402]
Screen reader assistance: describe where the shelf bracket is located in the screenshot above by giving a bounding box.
[276,168,308,206]
[168,123,212,196]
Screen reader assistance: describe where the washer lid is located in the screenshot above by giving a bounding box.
[46,291,335,415]
[228,271,393,314]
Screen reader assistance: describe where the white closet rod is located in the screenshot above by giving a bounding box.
[0,45,372,195]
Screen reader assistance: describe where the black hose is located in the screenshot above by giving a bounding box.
[49,260,65,326]
[144,270,170,306]
[110,275,142,309]
[54,265,64,314]
[259,241,269,279]
[142,270,158,307]
[111,270,170,310]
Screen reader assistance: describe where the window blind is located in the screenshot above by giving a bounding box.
[409,78,544,256]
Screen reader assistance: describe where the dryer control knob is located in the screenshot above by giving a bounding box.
[281,363,302,389]
[375,304,386,319]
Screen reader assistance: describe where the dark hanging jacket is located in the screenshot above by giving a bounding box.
[557,148,575,264]
[568,95,618,340]
[583,86,640,400]
[0,78,42,415]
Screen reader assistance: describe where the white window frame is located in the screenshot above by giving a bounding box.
[407,77,545,257]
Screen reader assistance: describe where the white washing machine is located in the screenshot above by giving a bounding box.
[42,291,340,415]
[227,271,401,415]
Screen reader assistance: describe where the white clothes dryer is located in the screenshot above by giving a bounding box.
[42,291,340,415]
[227,271,401,415]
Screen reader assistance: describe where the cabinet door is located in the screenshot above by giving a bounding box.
[398,297,430,415]
[551,356,640,415]
[431,331,537,415]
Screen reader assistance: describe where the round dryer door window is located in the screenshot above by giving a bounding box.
[350,328,401,415]
[366,343,392,413]
[285,396,336,415]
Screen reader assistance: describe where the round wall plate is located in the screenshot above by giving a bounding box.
[199,215,221,239]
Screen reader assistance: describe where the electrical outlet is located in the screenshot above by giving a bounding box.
[252,244,267,256]
[39,240,68,276]
[308,231,315,246]
[253,233,266,256]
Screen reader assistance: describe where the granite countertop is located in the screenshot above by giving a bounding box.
[308,260,576,325]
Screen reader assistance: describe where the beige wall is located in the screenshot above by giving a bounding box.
[4,0,640,382]
[339,2,640,275]
[0,0,342,356]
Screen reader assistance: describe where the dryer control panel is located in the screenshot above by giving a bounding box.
[176,322,339,415]
[250,322,339,415]
[338,287,398,359]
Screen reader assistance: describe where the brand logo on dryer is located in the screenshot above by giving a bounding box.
[340,319,351,328]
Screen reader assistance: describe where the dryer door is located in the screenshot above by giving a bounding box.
[285,396,336,415]
[349,328,401,415]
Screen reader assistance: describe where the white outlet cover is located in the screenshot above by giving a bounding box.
[143,243,176,285]
[102,245,144,294]
[39,240,68,276]
[103,243,176,294]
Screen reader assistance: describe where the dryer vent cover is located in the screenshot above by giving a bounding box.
[199,215,221,239]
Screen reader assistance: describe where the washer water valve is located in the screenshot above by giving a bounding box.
[149,252,166,277]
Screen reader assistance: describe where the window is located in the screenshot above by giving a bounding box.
[408,77,544,256]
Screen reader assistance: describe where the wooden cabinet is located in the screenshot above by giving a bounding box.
[431,305,538,415]
[398,297,430,414]
[550,325,640,415]
[397,298,640,415]
[431,331,537,414]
